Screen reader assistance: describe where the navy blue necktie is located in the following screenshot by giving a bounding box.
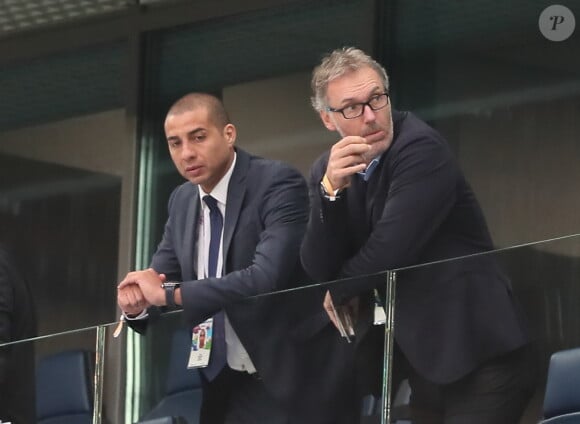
[201,195,226,380]
[204,195,223,279]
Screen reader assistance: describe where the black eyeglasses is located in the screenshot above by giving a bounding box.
[326,92,390,119]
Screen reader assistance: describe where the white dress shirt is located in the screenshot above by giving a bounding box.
[196,153,256,374]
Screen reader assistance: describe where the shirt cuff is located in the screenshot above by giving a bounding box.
[123,309,149,320]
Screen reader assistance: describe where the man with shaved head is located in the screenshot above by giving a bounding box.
[118,93,357,423]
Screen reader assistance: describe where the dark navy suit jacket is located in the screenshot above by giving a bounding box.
[301,111,530,384]
[147,148,357,423]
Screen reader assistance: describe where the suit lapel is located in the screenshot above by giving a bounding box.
[366,111,404,228]
[222,149,248,273]
[182,189,200,280]
[347,154,388,243]
[347,175,371,247]
[366,158,388,229]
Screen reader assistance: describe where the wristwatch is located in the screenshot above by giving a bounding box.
[161,281,180,308]
[319,181,343,201]
[320,173,343,201]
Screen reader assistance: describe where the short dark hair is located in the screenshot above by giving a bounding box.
[166,93,231,128]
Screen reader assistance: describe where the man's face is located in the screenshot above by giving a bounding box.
[320,66,393,160]
[164,106,235,193]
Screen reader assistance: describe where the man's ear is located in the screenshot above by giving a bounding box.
[224,123,236,146]
[319,110,337,132]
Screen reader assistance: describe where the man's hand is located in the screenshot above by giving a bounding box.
[117,268,167,309]
[323,290,359,332]
[117,283,150,316]
[323,290,339,329]
[326,136,371,190]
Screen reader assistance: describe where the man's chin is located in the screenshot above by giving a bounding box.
[363,141,388,162]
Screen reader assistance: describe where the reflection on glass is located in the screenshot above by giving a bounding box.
[391,1,580,247]
[0,243,36,423]
[391,234,580,423]
[0,153,121,340]
[0,235,577,424]
[0,325,99,424]
[126,278,384,424]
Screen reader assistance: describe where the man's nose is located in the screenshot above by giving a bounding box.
[362,103,376,123]
[181,142,197,160]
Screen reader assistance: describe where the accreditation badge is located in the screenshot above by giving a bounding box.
[187,317,213,368]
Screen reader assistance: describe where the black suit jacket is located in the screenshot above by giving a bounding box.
[301,111,530,384]
[0,244,37,424]
[147,148,357,423]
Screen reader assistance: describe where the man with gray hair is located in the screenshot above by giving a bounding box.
[301,47,536,424]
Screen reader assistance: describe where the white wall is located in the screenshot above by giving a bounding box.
[224,71,338,178]
[452,96,580,254]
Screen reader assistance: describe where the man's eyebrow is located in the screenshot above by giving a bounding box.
[338,87,383,106]
[166,127,206,142]
[187,127,206,136]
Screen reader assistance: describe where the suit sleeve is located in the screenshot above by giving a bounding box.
[150,187,185,282]
[303,134,460,300]
[300,157,357,283]
[124,188,183,335]
[180,165,309,326]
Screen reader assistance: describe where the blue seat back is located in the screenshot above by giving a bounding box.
[543,347,580,420]
[36,349,94,424]
[542,412,580,423]
[140,328,202,424]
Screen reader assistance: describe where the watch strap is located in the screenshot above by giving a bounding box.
[161,281,180,308]
[321,174,344,201]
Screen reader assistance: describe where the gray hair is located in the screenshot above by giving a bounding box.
[310,47,389,112]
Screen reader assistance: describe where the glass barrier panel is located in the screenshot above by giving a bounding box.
[16,234,577,424]
[391,234,580,424]
[0,326,99,424]
[0,40,128,343]
[115,273,393,424]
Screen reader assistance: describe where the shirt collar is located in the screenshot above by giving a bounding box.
[357,110,405,181]
[357,156,381,181]
[198,152,237,205]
